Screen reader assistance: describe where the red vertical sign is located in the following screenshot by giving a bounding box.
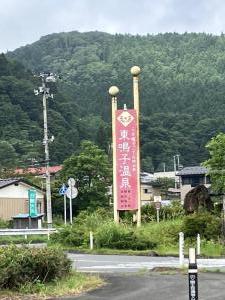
[116,109,138,210]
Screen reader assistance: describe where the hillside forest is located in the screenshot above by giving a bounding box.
[1,31,225,171]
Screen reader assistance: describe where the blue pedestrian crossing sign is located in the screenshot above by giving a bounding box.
[59,184,68,196]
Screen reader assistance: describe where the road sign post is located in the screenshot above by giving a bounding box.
[59,184,68,225]
[188,248,198,300]
[154,196,161,223]
[64,194,67,225]
[66,178,78,225]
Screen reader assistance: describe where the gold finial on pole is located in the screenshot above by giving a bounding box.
[109,86,120,224]
[130,66,142,227]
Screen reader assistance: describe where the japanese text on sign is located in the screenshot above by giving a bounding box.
[116,109,138,210]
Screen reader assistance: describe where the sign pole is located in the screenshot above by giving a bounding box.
[64,194,67,225]
[109,86,120,224]
[65,178,78,226]
[69,186,73,225]
[131,66,141,227]
[188,248,198,300]
[156,208,160,223]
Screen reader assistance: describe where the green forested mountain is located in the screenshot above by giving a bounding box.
[0,54,89,167]
[4,31,225,171]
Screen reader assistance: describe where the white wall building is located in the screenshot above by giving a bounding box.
[0,178,45,220]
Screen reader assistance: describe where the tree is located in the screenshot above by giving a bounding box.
[0,141,18,169]
[203,133,225,193]
[58,140,112,213]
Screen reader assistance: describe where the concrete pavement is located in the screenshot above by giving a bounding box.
[68,253,225,273]
[54,272,225,300]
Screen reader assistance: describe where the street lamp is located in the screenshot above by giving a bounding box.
[34,72,57,228]
[131,66,142,227]
[109,86,120,223]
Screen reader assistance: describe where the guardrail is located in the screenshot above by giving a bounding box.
[0,228,57,240]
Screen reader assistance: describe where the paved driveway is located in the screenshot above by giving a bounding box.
[55,272,225,300]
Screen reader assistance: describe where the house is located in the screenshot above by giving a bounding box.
[140,182,161,206]
[140,173,161,205]
[177,166,210,202]
[0,178,45,221]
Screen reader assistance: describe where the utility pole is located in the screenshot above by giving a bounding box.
[177,154,180,169]
[34,72,57,228]
[173,154,180,189]
[174,155,177,189]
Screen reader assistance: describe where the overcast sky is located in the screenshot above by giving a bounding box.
[1,0,225,53]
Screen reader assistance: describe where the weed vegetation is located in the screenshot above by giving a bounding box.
[50,204,225,257]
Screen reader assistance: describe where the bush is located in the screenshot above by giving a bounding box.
[141,201,184,223]
[182,212,221,240]
[0,218,10,228]
[0,246,71,289]
[74,208,113,230]
[50,226,89,247]
[137,219,182,245]
[50,208,113,248]
[95,222,157,250]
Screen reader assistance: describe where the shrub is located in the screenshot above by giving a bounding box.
[0,246,71,289]
[141,201,184,223]
[182,212,221,240]
[50,208,113,247]
[95,222,157,250]
[74,208,113,230]
[50,226,89,247]
[0,218,10,228]
[137,219,182,245]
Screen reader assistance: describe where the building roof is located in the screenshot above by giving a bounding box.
[153,171,177,179]
[177,166,208,176]
[15,165,62,176]
[0,178,43,192]
[0,178,20,189]
[12,213,44,219]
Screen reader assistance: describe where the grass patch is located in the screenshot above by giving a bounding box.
[0,235,48,244]
[199,241,225,257]
[0,271,103,299]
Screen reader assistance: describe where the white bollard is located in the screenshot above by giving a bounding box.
[90,231,94,250]
[179,232,184,266]
[25,227,28,240]
[188,248,198,299]
[197,234,200,256]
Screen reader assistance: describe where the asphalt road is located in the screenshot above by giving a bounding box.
[68,253,225,273]
[56,272,225,300]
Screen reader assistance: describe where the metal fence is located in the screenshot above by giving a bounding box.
[0,228,57,240]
